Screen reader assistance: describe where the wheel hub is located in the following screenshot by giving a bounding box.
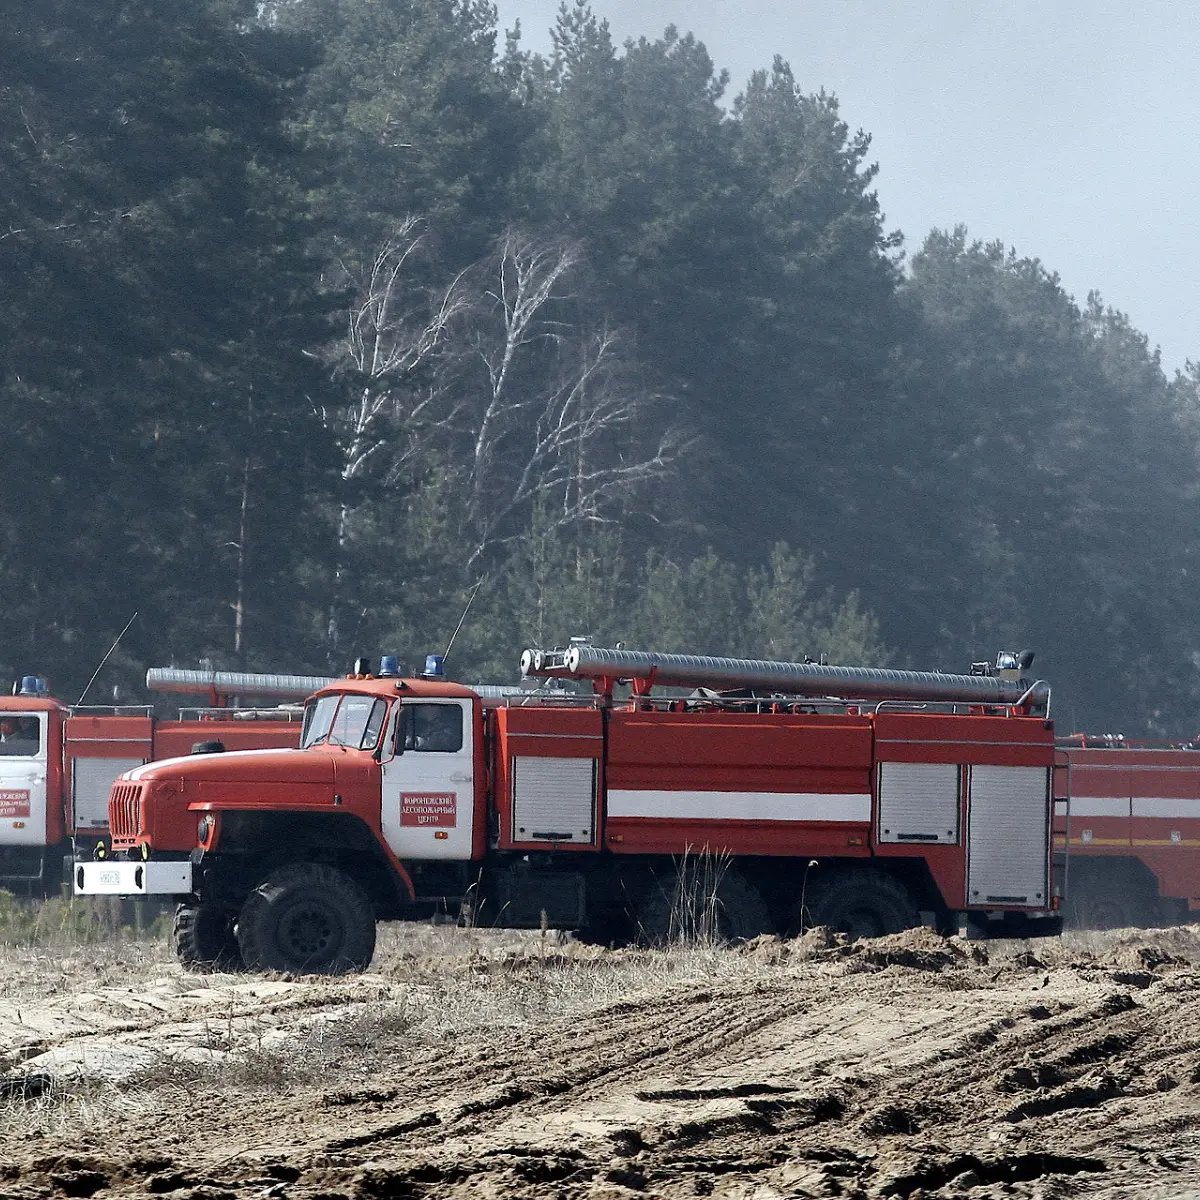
[280,903,340,959]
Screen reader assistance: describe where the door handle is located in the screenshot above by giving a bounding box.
[450,772,472,783]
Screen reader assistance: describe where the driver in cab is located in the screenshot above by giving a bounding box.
[0,716,39,755]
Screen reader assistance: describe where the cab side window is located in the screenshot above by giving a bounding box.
[396,704,463,753]
[0,715,41,757]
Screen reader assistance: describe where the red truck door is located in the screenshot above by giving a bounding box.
[965,765,1052,908]
[874,712,1053,912]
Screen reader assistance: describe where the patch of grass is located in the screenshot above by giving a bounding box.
[0,891,171,949]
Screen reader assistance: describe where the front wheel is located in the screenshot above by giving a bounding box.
[174,903,243,972]
[237,863,376,975]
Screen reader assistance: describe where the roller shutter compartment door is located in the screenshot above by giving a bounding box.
[512,757,597,843]
[72,757,145,829]
[878,762,960,844]
[967,765,1050,907]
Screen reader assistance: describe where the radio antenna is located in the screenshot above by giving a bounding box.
[76,611,139,706]
[441,581,482,666]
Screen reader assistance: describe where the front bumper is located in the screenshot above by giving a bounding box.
[73,859,193,897]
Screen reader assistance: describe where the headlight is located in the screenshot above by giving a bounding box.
[197,815,214,845]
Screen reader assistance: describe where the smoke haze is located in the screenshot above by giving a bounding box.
[496,0,1200,372]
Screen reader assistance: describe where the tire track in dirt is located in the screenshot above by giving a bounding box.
[289,949,1200,1197]
[0,975,396,1082]
[9,930,1200,1198]
[243,960,1111,1188]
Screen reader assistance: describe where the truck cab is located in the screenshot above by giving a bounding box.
[0,690,65,883]
[74,672,487,973]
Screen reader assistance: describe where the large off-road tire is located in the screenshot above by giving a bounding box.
[236,863,376,975]
[635,865,772,946]
[1062,859,1160,930]
[803,868,919,940]
[174,903,243,972]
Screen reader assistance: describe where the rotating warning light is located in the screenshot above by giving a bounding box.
[423,654,445,678]
[379,655,400,677]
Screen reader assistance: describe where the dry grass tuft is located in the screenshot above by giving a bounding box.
[0,890,170,950]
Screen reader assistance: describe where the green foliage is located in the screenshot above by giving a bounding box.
[269,0,530,262]
[2,0,1198,738]
[0,0,340,690]
[437,528,889,685]
[893,228,1200,729]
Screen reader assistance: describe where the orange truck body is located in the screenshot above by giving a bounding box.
[75,661,1063,961]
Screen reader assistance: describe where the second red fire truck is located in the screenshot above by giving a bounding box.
[75,645,1061,972]
[0,668,329,892]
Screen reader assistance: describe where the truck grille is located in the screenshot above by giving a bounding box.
[109,782,143,844]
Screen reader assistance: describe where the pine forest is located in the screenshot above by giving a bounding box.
[3,0,1197,734]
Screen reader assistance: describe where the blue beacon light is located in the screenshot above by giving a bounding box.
[378,655,400,678]
[423,654,445,678]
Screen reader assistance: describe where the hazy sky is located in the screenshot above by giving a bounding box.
[493,0,1199,373]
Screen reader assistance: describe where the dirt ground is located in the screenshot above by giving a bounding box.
[4,923,1200,1199]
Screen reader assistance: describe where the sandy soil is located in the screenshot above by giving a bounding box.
[4,924,1200,1198]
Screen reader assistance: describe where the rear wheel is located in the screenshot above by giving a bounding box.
[803,869,919,939]
[635,864,772,946]
[1062,859,1159,930]
[237,863,376,975]
[174,903,242,972]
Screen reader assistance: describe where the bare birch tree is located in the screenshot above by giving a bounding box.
[321,223,681,660]
[457,229,681,569]
[319,217,469,658]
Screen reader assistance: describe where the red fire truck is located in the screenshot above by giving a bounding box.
[1055,736,1200,928]
[75,646,1061,973]
[1,668,327,892]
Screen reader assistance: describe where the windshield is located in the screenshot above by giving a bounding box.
[301,695,388,750]
[301,696,338,748]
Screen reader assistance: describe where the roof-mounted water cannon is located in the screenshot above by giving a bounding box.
[520,644,1051,713]
[994,650,1035,683]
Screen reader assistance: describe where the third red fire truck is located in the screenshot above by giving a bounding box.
[75,645,1061,972]
[1056,735,1200,928]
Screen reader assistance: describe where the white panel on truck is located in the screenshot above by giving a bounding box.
[74,859,192,896]
[72,757,144,829]
[967,765,1050,908]
[878,762,960,844]
[512,756,597,843]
